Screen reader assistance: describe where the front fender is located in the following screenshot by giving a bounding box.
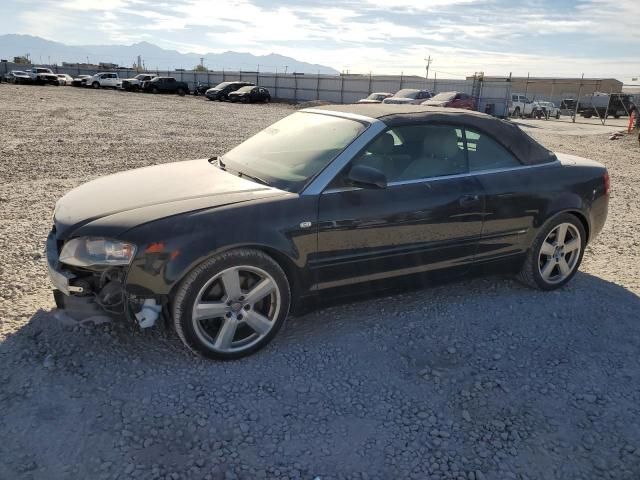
[122,196,318,297]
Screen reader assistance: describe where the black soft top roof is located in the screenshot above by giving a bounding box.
[307,104,556,166]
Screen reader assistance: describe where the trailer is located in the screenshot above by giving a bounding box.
[578,92,634,119]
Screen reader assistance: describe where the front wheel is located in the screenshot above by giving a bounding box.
[517,213,586,290]
[172,249,291,360]
[177,87,185,96]
[92,82,100,89]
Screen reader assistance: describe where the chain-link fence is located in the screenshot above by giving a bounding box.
[1,61,634,125]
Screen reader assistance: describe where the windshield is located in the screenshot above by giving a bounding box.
[394,89,419,99]
[235,86,253,93]
[430,92,456,101]
[135,74,148,80]
[213,82,232,90]
[221,112,368,192]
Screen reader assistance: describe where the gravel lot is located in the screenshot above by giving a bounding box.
[1,84,639,480]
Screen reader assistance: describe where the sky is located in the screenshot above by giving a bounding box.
[1,0,639,78]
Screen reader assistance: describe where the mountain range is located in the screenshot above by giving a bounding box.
[0,34,339,74]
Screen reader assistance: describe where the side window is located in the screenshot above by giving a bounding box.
[394,125,466,181]
[465,128,521,172]
[330,124,466,188]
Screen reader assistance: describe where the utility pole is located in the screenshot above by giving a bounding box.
[424,55,432,80]
[200,57,204,68]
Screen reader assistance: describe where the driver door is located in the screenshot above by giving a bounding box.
[311,123,485,291]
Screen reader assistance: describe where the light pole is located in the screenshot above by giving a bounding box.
[425,55,432,81]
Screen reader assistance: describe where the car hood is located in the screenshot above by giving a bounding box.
[54,159,290,240]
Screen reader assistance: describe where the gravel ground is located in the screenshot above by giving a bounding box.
[1,84,639,480]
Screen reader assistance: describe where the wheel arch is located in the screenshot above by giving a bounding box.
[565,209,590,243]
[166,243,304,304]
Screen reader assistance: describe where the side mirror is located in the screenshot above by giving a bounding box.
[347,164,387,189]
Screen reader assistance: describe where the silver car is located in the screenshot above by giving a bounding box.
[382,89,432,105]
[357,92,392,104]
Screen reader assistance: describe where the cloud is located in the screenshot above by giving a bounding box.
[1,0,639,78]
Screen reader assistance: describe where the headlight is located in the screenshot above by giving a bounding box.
[59,237,136,267]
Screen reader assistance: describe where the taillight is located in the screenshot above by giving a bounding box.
[604,171,611,195]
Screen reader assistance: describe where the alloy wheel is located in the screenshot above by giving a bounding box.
[538,222,581,284]
[191,265,281,354]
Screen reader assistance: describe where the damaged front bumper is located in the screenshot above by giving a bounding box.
[46,231,162,328]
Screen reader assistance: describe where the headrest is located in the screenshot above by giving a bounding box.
[368,132,394,155]
[423,127,460,159]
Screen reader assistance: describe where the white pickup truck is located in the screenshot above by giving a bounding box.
[87,72,120,89]
[509,93,536,118]
[27,67,60,85]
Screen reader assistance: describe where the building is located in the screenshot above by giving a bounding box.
[466,76,623,103]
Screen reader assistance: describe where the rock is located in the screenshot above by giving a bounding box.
[462,410,472,422]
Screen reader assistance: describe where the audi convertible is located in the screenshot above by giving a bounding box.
[47,105,609,359]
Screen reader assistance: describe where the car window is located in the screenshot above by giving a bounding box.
[167,78,175,83]
[332,124,466,187]
[465,128,521,172]
[223,112,367,192]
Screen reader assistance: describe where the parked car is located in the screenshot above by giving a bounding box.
[141,76,189,95]
[71,75,92,87]
[228,86,271,103]
[193,82,213,96]
[509,94,536,117]
[205,81,254,101]
[56,74,74,86]
[357,92,392,104]
[88,72,120,89]
[118,73,157,91]
[421,91,476,110]
[4,70,33,84]
[533,101,560,119]
[382,89,432,104]
[47,104,609,360]
[27,67,60,85]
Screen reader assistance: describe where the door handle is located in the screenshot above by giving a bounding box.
[459,194,480,207]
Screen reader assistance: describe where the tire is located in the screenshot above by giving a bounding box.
[512,107,520,118]
[517,213,586,291]
[92,81,100,89]
[555,112,560,119]
[172,249,291,360]
[152,87,159,94]
[177,87,185,96]
[264,96,270,103]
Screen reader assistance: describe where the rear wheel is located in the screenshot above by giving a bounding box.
[518,213,585,290]
[172,249,291,360]
[512,107,521,118]
[92,81,100,89]
[177,87,185,96]
[152,87,159,94]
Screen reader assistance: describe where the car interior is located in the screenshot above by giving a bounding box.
[344,124,521,186]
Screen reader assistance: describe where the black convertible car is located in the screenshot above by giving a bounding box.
[47,105,609,359]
